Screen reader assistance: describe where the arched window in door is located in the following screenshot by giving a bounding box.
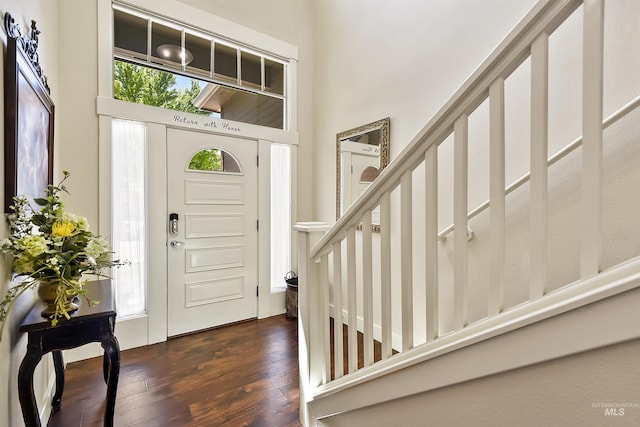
[360,166,380,183]
[188,148,241,173]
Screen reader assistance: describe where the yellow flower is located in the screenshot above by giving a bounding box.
[51,221,76,238]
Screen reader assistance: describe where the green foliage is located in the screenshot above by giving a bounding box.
[113,60,207,114]
[0,172,125,338]
[188,149,222,171]
[168,80,205,114]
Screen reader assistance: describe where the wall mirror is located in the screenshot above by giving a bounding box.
[336,117,390,222]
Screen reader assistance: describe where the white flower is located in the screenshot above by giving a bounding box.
[85,237,110,260]
[17,235,50,257]
[0,239,13,250]
[61,212,89,231]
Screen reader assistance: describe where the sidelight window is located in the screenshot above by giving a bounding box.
[270,144,292,290]
[111,119,147,317]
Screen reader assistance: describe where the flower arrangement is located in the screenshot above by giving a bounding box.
[0,171,123,339]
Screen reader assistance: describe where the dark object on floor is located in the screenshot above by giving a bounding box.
[285,271,299,318]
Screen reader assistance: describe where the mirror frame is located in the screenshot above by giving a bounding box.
[336,117,390,220]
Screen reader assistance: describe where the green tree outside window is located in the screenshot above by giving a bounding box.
[188,149,222,171]
[114,60,206,114]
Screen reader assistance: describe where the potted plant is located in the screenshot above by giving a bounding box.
[0,171,123,340]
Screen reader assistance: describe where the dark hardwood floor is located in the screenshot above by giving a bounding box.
[47,315,302,427]
[329,319,384,380]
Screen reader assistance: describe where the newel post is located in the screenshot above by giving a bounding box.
[294,222,329,426]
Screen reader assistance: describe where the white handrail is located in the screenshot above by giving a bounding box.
[310,0,582,260]
[437,93,640,240]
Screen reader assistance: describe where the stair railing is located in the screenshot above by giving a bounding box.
[297,0,639,402]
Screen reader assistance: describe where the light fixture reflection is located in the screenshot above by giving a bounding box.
[156,44,194,65]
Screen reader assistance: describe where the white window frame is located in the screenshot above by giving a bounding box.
[111,3,289,130]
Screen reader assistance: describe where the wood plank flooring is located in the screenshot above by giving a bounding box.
[47,315,302,427]
[329,319,384,379]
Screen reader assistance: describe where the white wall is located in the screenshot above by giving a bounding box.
[312,0,640,344]
[56,0,100,227]
[311,0,539,222]
[0,3,60,426]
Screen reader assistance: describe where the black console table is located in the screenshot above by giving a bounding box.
[18,279,120,427]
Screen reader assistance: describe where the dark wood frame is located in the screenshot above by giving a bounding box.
[4,13,54,213]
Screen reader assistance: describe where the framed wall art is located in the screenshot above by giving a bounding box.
[4,13,54,212]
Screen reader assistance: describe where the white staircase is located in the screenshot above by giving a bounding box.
[296,0,640,425]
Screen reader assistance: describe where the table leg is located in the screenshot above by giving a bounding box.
[52,351,65,412]
[18,348,43,427]
[103,350,108,383]
[101,334,120,427]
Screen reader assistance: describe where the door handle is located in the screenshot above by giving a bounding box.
[170,240,185,248]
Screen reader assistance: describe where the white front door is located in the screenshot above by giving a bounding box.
[166,128,258,336]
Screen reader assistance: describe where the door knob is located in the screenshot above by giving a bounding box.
[170,240,185,248]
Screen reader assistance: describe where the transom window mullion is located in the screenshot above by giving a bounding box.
[146,19,152,63]
[236,48,242,86]
[180,29,186,71]
[261,57,265,92]
[210,40,215,80]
